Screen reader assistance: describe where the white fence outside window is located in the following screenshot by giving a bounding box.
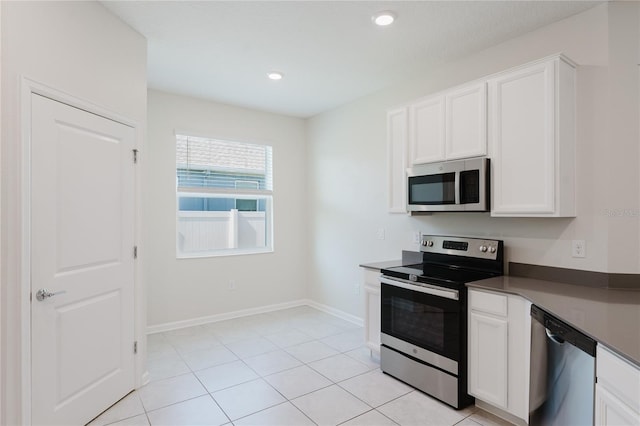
[177,209,266,255]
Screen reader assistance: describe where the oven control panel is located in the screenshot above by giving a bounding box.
[421,235,501,260]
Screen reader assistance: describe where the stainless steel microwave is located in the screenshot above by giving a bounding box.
[407,158,489,213]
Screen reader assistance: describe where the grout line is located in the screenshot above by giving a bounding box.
[143,410,151,426]
[335,408,381,426]
[375,408,401,425]
[203,389,232,425]
[335,371,413,409]
[230,374,322,425]
[142,394,208,417]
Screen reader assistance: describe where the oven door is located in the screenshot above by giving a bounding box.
[380,276,462,375]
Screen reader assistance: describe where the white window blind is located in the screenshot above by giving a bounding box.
[176,134,273,192]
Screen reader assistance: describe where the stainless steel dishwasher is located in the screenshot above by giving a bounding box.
[529,305,597,426]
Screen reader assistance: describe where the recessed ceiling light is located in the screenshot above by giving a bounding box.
[372,11,396,26]
[267,71,283,81]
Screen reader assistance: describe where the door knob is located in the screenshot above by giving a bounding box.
[35,288,66,301]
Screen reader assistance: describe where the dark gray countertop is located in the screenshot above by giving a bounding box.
[468,276,640,366]
[359,260,404,271]
[360,251,423,271]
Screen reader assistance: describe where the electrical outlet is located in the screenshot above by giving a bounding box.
[413,231,421,244]
[572,240,586,258]
[377,228,385,240]
[354,283,360,295]
[228,279,237,290]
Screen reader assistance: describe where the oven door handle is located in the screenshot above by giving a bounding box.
[454,171,461,205]
[380,276,459,301]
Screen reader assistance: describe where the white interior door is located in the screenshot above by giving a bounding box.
[30,93,136,425]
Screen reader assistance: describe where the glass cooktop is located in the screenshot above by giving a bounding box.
[382,263,500,290]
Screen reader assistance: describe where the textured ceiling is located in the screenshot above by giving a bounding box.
[103,1,600,118]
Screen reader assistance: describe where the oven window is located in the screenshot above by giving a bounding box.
[408,173,456,205]
[391,298,445,352]
[381,283,461,360]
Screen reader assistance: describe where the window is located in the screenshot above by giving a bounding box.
[176,134,273,257]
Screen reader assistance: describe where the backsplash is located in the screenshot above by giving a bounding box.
[510,263,640,289]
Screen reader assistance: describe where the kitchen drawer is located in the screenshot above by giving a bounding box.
[363,269,381,286]
[469,289,508,317]
[597,345,640,413]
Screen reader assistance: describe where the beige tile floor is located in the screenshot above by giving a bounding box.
[89,306,512,426]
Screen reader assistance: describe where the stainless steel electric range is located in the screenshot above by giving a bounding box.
[380,235,504,409]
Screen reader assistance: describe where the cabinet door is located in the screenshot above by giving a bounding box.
[468,311,508,409]
[446,82,487,160]
[489,60,556,215]
[596,386,640,426]
[387,108,408,213]
[409,95,445,165]
[364,281,381,353]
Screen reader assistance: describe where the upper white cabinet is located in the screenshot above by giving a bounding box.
[409,95,445,164]
[489,55,576,217]
[388,54,576,216]
[409,81,487,165]
[446,82,488,160]
[387,107,408,213]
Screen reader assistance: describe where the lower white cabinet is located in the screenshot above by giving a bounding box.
[468,288,532,422]
[363,269,381,353]
[469,310,508,407]
[595,345,640,426]
[596,386,640,426]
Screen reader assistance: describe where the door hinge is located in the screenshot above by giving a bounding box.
[134,246,138,259]
[133,149,139,164]
[134,341,138,354]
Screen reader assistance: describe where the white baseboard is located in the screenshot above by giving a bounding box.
[146,299,308,334]
[304,299,364,327]
[146,299,363,334]
[140,371,150,388]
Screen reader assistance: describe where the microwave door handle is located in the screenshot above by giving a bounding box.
[454,171,461,205]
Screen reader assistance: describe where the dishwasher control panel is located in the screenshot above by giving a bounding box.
[531,304,596,356]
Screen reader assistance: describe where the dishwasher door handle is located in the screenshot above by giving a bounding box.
[545,328,566,345]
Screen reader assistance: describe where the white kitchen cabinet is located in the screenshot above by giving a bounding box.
[468,288,532,423]
[387,107,408,213]
[468,310,508,408]
[409,95,445,164]
[595,345,640,426]
[409,81,487,166]
[445,82,488,160]
[596,387,640,426]
[363,269,381,353]
[489,55,576,217]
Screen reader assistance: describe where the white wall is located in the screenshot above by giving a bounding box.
[0,4,3,424]
[0,2,146,424]
[145,90,307,328]
[307,3,640,318]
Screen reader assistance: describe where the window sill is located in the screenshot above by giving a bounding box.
[176,247,274,259]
